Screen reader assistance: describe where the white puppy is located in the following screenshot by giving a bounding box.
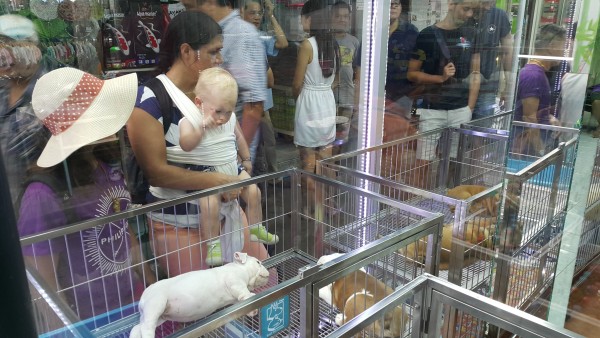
[315,253,350,307]
[130,252,269,338]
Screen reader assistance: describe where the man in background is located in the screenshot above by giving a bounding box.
[468,0,513,119]
[330,1,360,152]
[386,0,419,118]
[330,1,359,111]
[241,0,288,177]
[408,0,480,187]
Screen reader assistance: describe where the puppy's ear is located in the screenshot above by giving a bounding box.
[234,252,248,264]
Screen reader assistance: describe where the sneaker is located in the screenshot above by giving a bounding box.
[206,240,223,266]
[250,225,279,245]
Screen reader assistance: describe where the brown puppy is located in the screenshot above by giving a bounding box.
[399,218,496,270]
[447,185,500,217]
[332,270,409,337]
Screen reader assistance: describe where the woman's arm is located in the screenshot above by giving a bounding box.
[264,0,288,50]
[18,184,66,295]
[267,67,275,89]
[127,107,238,192]
[292,39,312,98]
[24,255,60,291]
[235,121,252,174]
[127,226,157,286]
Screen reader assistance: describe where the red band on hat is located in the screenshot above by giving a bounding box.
[42,73,104,136]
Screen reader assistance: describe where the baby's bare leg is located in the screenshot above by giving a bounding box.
[199,194,224,266]
[239,171,278,245]
[199,194,221,241]
[239,171,262,226]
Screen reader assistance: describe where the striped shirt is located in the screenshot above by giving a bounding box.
[219,10,267,114]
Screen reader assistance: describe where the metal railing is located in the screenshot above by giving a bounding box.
[327,273,583,338]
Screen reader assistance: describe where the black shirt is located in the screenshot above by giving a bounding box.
[412,24,480,110]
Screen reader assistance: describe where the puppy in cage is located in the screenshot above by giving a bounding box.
[398,217,497,270]
[316,253,410,337]
[16,68,150,321]
[447,184,500,217]
[130,252,269,338]
[172,67,278,267]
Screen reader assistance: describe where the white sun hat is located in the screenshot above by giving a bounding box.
[32,67,137,167]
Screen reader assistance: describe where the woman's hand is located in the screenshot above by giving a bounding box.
[264,0,274,16]
[442,62,456,82]
[222,187,242,202]
[221,174,243,202]
[242,161,252,175]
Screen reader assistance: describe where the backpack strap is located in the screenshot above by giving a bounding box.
[144,77,173,135]
[432,26,452,62]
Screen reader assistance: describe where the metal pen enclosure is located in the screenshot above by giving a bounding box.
[492,121,579,310]
[21,169,444,338]
[318,113,513,294]
[325,274,584,338]
[318,114,580,336]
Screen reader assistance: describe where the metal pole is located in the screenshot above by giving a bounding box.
[0,155,37,337]
[548,138,597,326]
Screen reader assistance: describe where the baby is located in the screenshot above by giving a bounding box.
[178,67,278,266]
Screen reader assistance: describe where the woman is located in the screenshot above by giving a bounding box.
[292,0,337,211]
[514,24,566,155]
[0,15,49,210]
[18,67,144,321]
[128,11,270,276]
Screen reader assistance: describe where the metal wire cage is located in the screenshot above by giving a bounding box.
[325,274,584,338]
[492,121,579,310]
[317,116,510,293]
[22,169,443,338]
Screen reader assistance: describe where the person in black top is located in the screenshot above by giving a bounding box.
[408,0,481,162]
[386,0,420,117]
[468,0,513,119]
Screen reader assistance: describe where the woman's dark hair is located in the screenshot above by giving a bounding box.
[22,140,122,203]
[157,11,223,73]
[302,0,338,78]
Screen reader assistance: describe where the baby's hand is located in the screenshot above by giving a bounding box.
[203,114,217,129]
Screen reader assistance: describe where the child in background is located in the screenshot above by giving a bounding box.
[177,67,278,266]
[17,67,149,321]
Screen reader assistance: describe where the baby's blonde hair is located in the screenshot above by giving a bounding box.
[194,67,238,107]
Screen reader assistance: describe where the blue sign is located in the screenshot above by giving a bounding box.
[260,295,289,338]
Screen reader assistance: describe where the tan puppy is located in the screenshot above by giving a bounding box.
[332,270,409,337]
[447,185,500,217]
[316,254,409,337]
[400,218,496,270]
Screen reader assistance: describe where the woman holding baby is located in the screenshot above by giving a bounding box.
[127,11,270,277]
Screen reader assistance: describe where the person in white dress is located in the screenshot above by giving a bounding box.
[292,0,337,211]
